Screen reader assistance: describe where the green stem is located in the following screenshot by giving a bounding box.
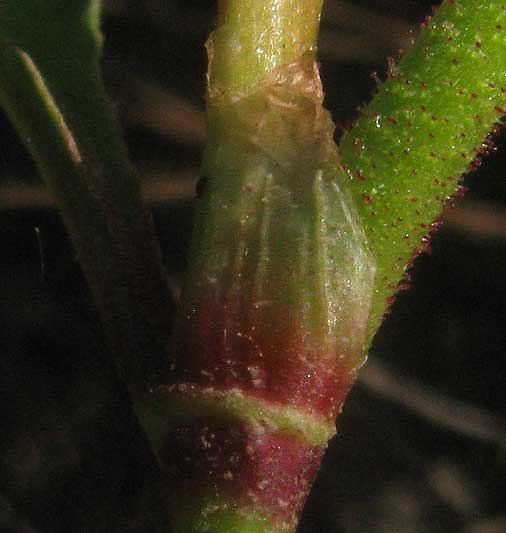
[138,1,374,532]
[211,0,323,94]
[145,1,506,531]
[0,1,173,385]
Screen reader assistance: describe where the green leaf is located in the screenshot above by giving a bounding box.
[0,0,173,384]
[339,0,506,342]
[0,1,101,56]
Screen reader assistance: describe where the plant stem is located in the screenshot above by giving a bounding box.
[138,1,374,531]
[210,0,323,94]
[139,1,506,531]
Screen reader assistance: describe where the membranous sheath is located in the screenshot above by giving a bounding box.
[179,54,375,419]
[142,48,376,532]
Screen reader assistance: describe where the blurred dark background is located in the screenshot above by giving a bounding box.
[1,1,505,531]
